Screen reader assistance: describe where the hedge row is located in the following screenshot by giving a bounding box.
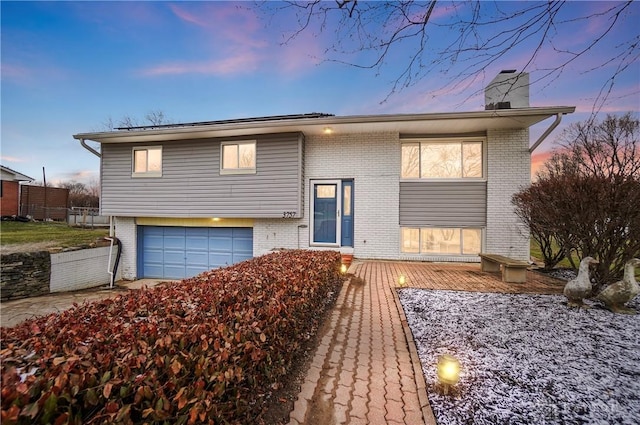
[1,250,343,424]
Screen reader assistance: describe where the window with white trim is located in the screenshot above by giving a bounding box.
[221,141,256,174]
[132,147,162,177]
[401,227,482,255]
[401,141,483,179]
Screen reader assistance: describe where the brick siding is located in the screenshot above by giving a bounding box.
[114,217,137,280]
[1,181,20,216]
[485,129,531,260]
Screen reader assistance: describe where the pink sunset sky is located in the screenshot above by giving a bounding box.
[1,1,638,184]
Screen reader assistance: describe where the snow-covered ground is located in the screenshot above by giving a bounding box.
[398,289,640,425]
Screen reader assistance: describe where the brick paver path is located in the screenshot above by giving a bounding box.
[288,261,566,425]
[289,261,434,425]
[388,261,565,294]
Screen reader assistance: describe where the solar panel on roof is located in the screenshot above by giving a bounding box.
[115,112,335,131]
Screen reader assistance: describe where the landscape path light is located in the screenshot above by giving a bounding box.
[437,354,461,395]
[398,274,406,286]
[340,264,348,274]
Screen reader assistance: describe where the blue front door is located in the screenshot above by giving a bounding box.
[311,180,354,246]
[313,183,338,244]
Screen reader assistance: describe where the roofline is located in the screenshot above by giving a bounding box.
[114,112,335,131]
[74,107,576,143]
[0,165,35,181]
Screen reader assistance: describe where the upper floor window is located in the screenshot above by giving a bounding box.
[221,141,256,174]
[132,147,162,177]
[401,140,483,179]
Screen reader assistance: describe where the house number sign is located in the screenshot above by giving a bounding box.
[282,212,297,218]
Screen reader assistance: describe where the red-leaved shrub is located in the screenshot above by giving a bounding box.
[1,250,343,424]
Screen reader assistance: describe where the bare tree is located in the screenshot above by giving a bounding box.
[145,110,168,126]
[514,113,640,285]
[541,112,640,180]
[100,110,173,131]
[266,1,638,110]
[58,181,99,208]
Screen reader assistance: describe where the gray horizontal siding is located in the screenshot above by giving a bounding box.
[399,181,487,227]
[101,134,302,218]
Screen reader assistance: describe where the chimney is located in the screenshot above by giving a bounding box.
[484,70,530,110]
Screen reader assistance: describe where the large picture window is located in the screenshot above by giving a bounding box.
[221,141,256,174]
[401,140,483,179]
[401,227,482,255]
[132,147,162,177]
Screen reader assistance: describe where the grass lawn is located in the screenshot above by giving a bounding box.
[529,238,576,268]
[530,239,640,279]
[0,220,108,248]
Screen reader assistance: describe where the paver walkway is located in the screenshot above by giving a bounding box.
[0,279,169,328]
[288,261,435,425]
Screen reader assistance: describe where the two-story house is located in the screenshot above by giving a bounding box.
[74,71,575,280]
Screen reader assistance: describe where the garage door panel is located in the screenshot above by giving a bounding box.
[209,252,234,269]
[186,252,208,269]
[232,232,252,253]
[144,231,164,250]
[186,237,208,251]
[209,229,233,250]
[139,226,253,279]
[164,235,186,251]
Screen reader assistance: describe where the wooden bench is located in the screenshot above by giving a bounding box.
[479,253,529,283]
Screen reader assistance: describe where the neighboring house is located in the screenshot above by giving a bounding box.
[0,165,34,217]
[74,71,575,280]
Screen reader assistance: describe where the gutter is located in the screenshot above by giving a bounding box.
[529,113,563,153]
[73,106,576,144]
[79,138,101,157]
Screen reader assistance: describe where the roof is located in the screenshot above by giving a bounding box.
[114,112,335,131]
[74,107,576,144]
[0,165,34,182]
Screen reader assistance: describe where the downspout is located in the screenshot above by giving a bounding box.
[78,138,119,285]
[104,217,121,289]
[529,113,563,153]
[78,138,101,157]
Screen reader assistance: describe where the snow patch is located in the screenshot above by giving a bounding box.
[398,289,640,425]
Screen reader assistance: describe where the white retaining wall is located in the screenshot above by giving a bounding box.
[50,246,122,293]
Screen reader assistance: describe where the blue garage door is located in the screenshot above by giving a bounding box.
[138,226,253,279]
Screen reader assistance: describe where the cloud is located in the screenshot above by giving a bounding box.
[61,170,97,181]
[276,31,324,74]
[140,2,323,77]
[50,170,99,186]
[0,155,26,163]
[141,53,261,76]
[530,150,552,178]
[1,63,34,84]
[169,3,207,27]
